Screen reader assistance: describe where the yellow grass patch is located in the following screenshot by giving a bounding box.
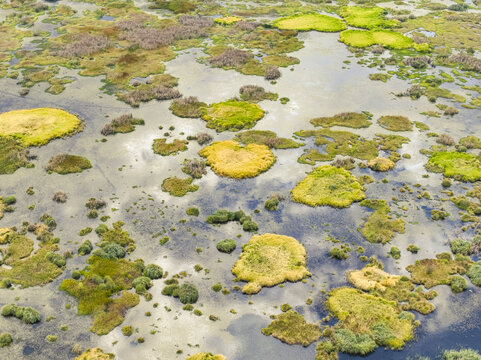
[199,140,275,178]
[0,108,83,146]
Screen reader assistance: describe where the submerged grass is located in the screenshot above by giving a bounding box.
[232,233,310,294]
[291,165,365,208]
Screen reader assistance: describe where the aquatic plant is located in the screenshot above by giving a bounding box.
[0,108,82,147]
[186,207,200,216]
[437,134,455,146]
[467,261,481,286]
[450,239,472,256]
[161,177,198,196]
[450,275,467,293]
[443,348,481,360]
[144,264,163,279]
[85,198,106,210]
[45,154,92,174]
[291,165,365,208]
[121,325,133,336]
[360,200,405,244]
[262,310,321,346]
[232,233,310,294]
[264,194,284,211]
[329,247,349,260]
[340,6,397,29]
[201,100,265,132]
[273,13,346,32]
[199,140,275,179]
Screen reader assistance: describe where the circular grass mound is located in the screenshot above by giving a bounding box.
[199,140,275,179]
[201,100,264,132]
[0,108,83,147]
[291,165,365,207]
[232,233,310,294]
[273,13,346,32]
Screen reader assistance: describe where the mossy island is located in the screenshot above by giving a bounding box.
[232,233,310,294]
[0,108,83,147]
[199,140,275,179]
[262,310,321,346]
[162,177,198,197]
[45,154,92,174]
[291,165,365,207]
[310,112,372,129]
[201,100,265,132]
[425,151,481,182]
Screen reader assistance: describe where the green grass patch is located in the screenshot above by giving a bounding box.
[377,115,413,131]
[201,100,265,132]
[425,152,481,182]
[273,13,346,32]
[152,138,188,156]
[360,199,405,244]
[161,177,198,196]
[339,30,413,49]
[262,310,321,346]
[406,256,472,288]
[232,233,310,294]
[234,130,302,149]
[310,112,372,128]
[45,154,91,174]
[291,165,365,208]
[340,6,397,29]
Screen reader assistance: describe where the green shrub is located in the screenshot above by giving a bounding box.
[162,284,179,296]
[21,307,41,324]
[450,239,472,255]
[389,247,401,260]
[407,244,420,253]
[177,283,199,304]
[45,335,57,342]
[94,242,125,259]
[144,264,163,279]
[329,247,348,260]
[334,328,376,355]
[371,323,395,346]
[186,207,200,216]
[443,348,481,360]
[95,224,108,235]
[212,283,222,292]
[264,197,280,211]
[206,210,232,224]
[0,332,12,347]
[467,261,481,286]
[77,240,93,255]
[242,220,258,232]
[46,252,66,267]
[122,325,133,336]
[132,276,152,294]
[2,196,16,205]
[450,275,467,293]
[216,239,236,253]
[72,270,81,280]
[78,227,92,236]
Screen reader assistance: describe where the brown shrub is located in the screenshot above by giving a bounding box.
[436,134,455,146]
[53,191,68,203]
[209,48,251,67]
[264,65,280,80]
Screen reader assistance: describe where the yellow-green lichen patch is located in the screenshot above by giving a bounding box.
[199,140,275,179]
[406,256,472,289]
[0,108,83,147]
[75,348,115,360]
[326,287,416,352]
[291,165,365,208]
[161,177,198,196]
[262,310,321,346]
[45,154,92,175]
[310,112,371,128]
[201,100,265,132]
[0,137,30,174]
[368,157,395,172]
[360,200,404,244]
[153,139,188,156]
[186,353,226,360]
[234,130,302,149]
[232,233,310,294]
[425,152,481,182]
[347,267,436,315]
[272,13,346,32]
[377,116,413,131]
[215,16,242,25]
[339,7,397,30]
[339,30,413,49]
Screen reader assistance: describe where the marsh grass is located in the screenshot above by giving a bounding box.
[273,13,346,32]
[199,140,275,179]
[239,85,278,103]
[232,233,310,294]
[235,130,302,149]
[377,116,413,131]
[152,138,188,156]
[161,177,198,196]
[262,310,321,346]
[291,165,365,208]
[360,199,404,244]
[201,100,265,132]
[310,112,371,128]
[0,137,30,174]
[406,256,472,288]
[101,114,144,136]
[169,96,206,118]
[368,157,395,172]
[425,152,481,182]
[0,108,83,147]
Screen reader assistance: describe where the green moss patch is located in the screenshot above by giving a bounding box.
[199,140,275,178]
[201,100,265,132]
[360,200,405,244]
[291,165,365,208]
[0,108,83,147]
[368,157,395,172]
[75,348,115,360]
[232,233,310,294]
[1,303,41,324]
[262,310,321,346]
[45,154,92,174]
[153,138,188,156]
[377,116,413,131]
[310,112,371,128]
[234,130,302,149]
[425,152,481,182]
[406,256,472,289]
[0,137,30,174]
[162,177,198,196]
[339,30,413,49]
[326,287,416,352]
[340,7,397,29]
[272,13,346,32]
[169,97,207,118]
[206,209,258,232]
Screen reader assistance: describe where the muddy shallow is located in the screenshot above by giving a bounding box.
[0,10,481,360]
